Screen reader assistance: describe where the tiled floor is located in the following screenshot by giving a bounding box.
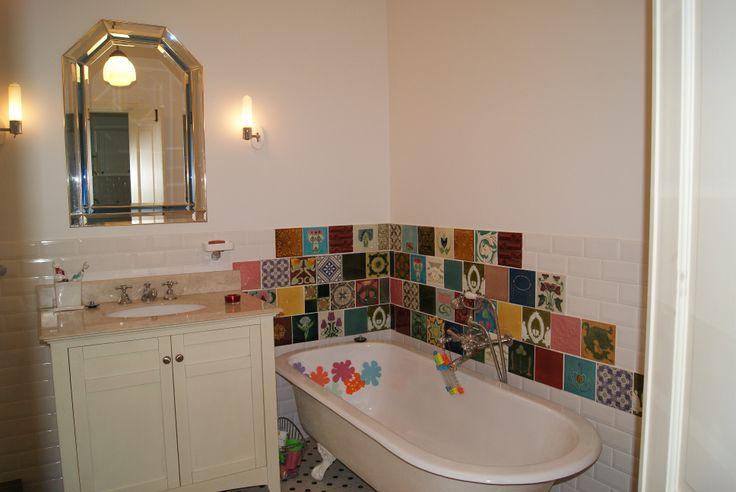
[233,440,375,492]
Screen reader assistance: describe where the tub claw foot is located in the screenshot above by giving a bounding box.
[311,443,336,481]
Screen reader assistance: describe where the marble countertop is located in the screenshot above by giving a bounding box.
[39,291,281,343]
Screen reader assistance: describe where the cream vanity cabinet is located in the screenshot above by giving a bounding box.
[46,315,280,492]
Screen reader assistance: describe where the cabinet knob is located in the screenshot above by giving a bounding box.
[175,354,184,363]
[162,356,172,364]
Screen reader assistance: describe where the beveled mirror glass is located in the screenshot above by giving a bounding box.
[62,19,206,226]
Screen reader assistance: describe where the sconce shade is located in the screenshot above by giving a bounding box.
[8,83,22,121]
[103,48,136,87]
[241,95,254,127]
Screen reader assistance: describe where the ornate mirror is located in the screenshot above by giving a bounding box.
[62,19,206,226]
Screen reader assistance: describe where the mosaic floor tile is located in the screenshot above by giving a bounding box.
[426,315,445,348]
[316,255,343,284]
[277,287,305,316]
[537,272,565,313]
[292,313,318,343]
[426,256,445,288]
[435,289,456,321]
[390,278,403,306]
[379,277,390,304]
[403,282,420,311]
[329,225,353,254]
[330,282,356,310]
[474,299,497,333]
[551,313,581,355]
[401,225,418,253]
[563,355,596,400]
[454,228,475,262]
[410,254,426,283]
[342,253,367,280]
[484,265,509,301]
[534,347,564,389]
[633,373,644,416]
[273,316,292,346]
[581,319,616,364]
[354,225,378,252]
[522,307,551,348]
[475,230,498,265]
[462,262,485,295]
[368,304,390,331]
[232,260,261,290]
[377,224,390,250]
[345,307,368,335]
[394,252,411,281]
[497,301,522,340]
[366,252,389,278]
[290,257,316,286]
[246,289,276,304]
[302,226,328,255]
[419,284,436,315]
[393,305,411,336]
[319,310,345,339]
[498,232,523,268]
[597,364,633,412]
[411,311,428,342]
[390,224,402,251]
[275,228,303,258]
[261,259,290,289]
[509,268,536,307]
[356,279,379,306]
[443,259,463,292]
[418,226,435,256]
[434,228,454,258]
[508,340,535,380]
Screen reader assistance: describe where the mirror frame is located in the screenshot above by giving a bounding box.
[62,19,207,227]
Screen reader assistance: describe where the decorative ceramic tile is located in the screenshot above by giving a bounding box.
[454,229,475,262]
[393,305,411,336]
[417,226,435,256]
[261,259,290,289]
[474,299,497,333]
[379,277,390,304]
[355,279,379,306]
[290,257,316,286]
[475,230,498,265]
[426,315,445,348]
[462,262,485,294]
[484,265,509,301]
[342,253,367,280]
[368,305,390,331]
[246,289,276,304]
[390,278,403,306]
[498,232,523,268]
[410,255,426,283]
[633,373,644,417]
[277,287,305,316]
[401,225,418,253]
[551,313,581,355]
[581,319,616,364]
[563,355,596,400]
[394,252,411,281]
[317,297,331,312]
[273,316,292,346]
[509,268,536,307]
[232,260,261,290]
[304,285,318,300]
[354,225,378,252]
[390,224,402,251]
[330,282,356,310]
[537,272,565,313]
[435,289,456,321]
[426,256,445,288]
[434,228,454,258]
[534,347,564,389]
[597,364,633,412]
[345,307,368,335]
[304,297,318,313]
[403,282,420,310]
[411,311,428,342]
[318,310,345,339]
[419,284,436,315]
[329,225,353,253]
[454,293,472,325]
[366,252,389,278]
[316,255,343,284]
[292,313,318,343]
[522,307,551,348]
[443,259,463,292]
[301,227,328,255]
[497,301,522,340]
[377,224,390,250]
[275,228,303,258]
[508,340,535,380]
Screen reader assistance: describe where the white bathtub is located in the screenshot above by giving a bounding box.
[275,339,601,492]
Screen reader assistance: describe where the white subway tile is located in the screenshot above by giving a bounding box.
[602,261,641,284]
[567,276,584,297]
[230,246,262,262]
[568,257,603,279]
[596,422,635,454]
[619,284,646,308]
[78,238,118,255]
[620,240,647,264]
[151,234,183,251]
[506,373,524,390]
[616,325,644,353]
[522,252,538,270]
[40,240,79,258]
[164,250,202,267]
[0,241,41,261]
[115,236,155,253]
[584,238,620,260]
[553,236,585,256]
[599,303,642,330]
[614,347,644,374]
[522,378,551,400]
[582,398,615,426]
[523,233,552,253]
[537,254,568,273]
[614,411,642,437]
[566,296,601,320]
[550,387,582,413]
[260,243,277,259]
[133,252,167,269]
[577,475,612,492]
[594,462,634,492]
[599,445,614,466]
[613,450,640,476]
[91,253,135,272]
[583,279,620,303]
[560,485,578,492]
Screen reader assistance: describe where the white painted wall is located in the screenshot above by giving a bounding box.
[0,0,390,241]
[387,0,649,240]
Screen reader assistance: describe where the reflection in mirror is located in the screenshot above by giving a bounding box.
[63,20,206,226]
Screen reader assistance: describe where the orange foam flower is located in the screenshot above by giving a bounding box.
[310,366,330,387]
[345,372,366,395]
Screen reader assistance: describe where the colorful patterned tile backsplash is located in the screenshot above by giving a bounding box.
[453,229,475,262]
[329,225,353,254]
[582,319,616,364]
[302,227,328,255]
[275,228,303,258]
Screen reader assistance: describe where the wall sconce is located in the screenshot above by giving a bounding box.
[241,95,262,144]
[1,83,22,137]
[102,48,137,87]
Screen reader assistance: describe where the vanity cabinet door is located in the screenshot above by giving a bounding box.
[69,336,180,492]
[171,323,266,485]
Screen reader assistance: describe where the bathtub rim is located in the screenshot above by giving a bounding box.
[275,338,602,485]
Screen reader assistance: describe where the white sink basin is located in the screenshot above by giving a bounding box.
[108,304,206,318]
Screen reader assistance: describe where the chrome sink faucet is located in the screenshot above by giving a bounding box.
[141,282,158,302]
[115,285,133,304]
[162,280,178,301]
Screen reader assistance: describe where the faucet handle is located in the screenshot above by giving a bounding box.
[162,280,178,300]
[115,284,133,304]
[162,280,178,288]
[144,281,151,288]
